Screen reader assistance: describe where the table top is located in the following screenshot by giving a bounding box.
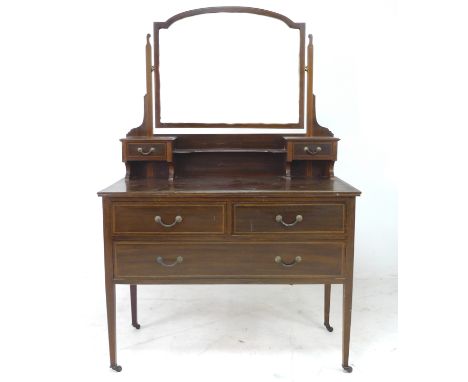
[98,176,361,197]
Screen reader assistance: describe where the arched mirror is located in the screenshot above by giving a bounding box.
[153,7,306,129]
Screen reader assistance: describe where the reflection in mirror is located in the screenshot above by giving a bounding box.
[158,13,301,125]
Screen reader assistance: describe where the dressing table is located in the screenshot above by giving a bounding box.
[98,6,360,374]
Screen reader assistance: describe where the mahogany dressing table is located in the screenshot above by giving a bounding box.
[98,7,360,373]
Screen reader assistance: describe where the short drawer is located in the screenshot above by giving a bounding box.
[292,142,334,160]
[113,203,226,235]
[234,203,345,234]
[126,143,166,160]
[114,242,344,279]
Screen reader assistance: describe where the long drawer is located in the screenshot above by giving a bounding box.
[233,203,345,234]
[114,242,345,279]
[113,203,226,235]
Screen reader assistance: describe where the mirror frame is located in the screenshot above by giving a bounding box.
[153,6,305,129]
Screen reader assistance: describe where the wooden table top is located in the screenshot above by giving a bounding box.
[98,176,361,197]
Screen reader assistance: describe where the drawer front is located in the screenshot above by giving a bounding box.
[114,242,344,278]
[292,142,334,160]
[113,203,226,235]
[127,143,166,160]
[234,203,345,234]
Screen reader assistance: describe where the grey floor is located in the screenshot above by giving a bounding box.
[85,277,397,381]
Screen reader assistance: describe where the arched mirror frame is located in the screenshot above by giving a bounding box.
[153,6,306,130]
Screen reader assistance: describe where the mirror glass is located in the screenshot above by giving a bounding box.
[157,13,301,126]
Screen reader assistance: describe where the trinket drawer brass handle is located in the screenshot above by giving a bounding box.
[275,214,303,227]
[303,146,322,155]
[137,147,155,155]
[156,256,183,267]
[155,215,183,228]
[275,256,302,267]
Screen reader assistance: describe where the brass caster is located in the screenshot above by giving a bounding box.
[342,365,353,373]
[324,322,333,332]
[110,364,122,372]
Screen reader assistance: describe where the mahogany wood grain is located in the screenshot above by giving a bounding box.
[114,242,344,279]
[174,134,286,149]
[126,143,166,160]
[306,34,314,136]
[324,284,333,331]
[102,198,120,371]
[113,203,226,235]
[292,142,333,159]
[130,285,140,329]
[144,34,153,136]
[342,197,356,371]
[98,176,360,197]
[99,7,360,374]
[233,202,345,234]
[114,276,347,285]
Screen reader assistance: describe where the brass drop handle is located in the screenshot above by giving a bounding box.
[156,256,183,267]
[137,147,155,155]
[155,215,183,228]
[303,146,322,155]
[275,214,303,227]
[275,256,302,267]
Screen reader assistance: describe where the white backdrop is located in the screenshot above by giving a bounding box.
[0,0,405,380]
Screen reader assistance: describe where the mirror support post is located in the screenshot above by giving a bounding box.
[144,34,154,136]
[306,34,314,137]
[305,34,334,138]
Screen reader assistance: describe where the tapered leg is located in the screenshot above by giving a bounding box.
[342,281,353,372]
[324,284,333,332]
[106,280,121,372]
[130,285,140,329]
[103,198,121,372]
